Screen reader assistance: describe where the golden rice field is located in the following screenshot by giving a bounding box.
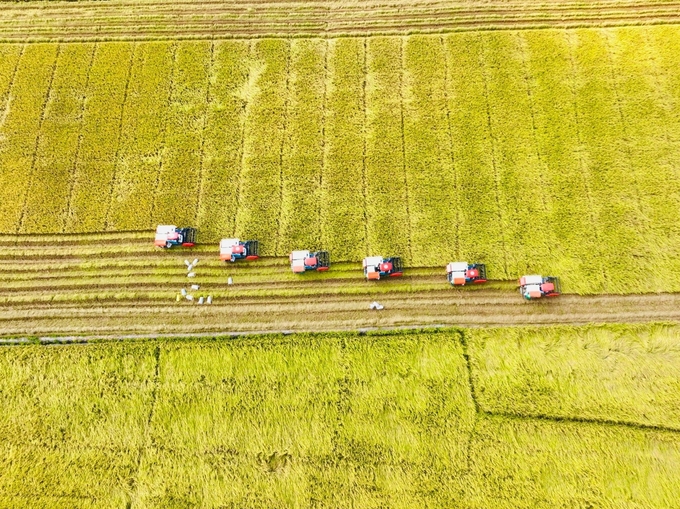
[2,25,680,293]
[1,323,679,507]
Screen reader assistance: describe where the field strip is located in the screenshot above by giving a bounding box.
[2,1,680,40]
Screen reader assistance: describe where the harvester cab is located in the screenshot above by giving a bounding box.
[447,262,487,286]
[220,238,259,263]
[519,275,561,300]
[289,250,330,273]
[363,256,403,280]
[155,225,196,248]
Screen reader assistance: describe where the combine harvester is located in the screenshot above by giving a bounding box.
[154,225,196,248]
[363,256,403,280]
[446,262,487,286]
[220,238,259,263]
[289,250,330,273]
[519,275,561,300]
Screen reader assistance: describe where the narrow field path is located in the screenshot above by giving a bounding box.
[1,231,679,338]
[1,0,680,41]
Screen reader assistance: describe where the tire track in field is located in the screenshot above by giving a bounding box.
[63,43,97,233]
[148,42,178,227]
[2,1,680,40]
[16,44,61,235]
[478,36,510,278]
[104,43,137,231]
[273,40,292,256]
[440,35,461,260]
[194,39,215,227]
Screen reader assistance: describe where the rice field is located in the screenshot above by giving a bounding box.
[2,324,680,507]
[2,26,680,294]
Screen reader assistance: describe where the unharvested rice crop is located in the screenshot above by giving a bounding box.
[1,324,680,507]
[2,26,680,294]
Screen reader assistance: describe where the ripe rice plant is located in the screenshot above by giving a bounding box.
[234,39,289,256]
[468,323,680,428]
[20,43,94,234]
[66,42,134,232]
[364,37,410,261]
[107,41,175,231]
[194,40,251,242]
[152,41,210,227]
[0,43,57,233]
[2,325,680,506]
[277,38,325,254]
[320,37,367,261]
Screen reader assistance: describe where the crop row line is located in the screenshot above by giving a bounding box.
[274,41,292,254]
[16,46,61,235]
[194,39,216,227]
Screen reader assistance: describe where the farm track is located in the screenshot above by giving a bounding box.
[1,232,679,338]
[1,0,680,41]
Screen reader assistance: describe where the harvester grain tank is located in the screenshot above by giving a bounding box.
[519,275,561,300]
[220,238,259,262]
[446,262,487,286]
[154,225,196,248]
[289,250,330,273]
[363,256,403,280]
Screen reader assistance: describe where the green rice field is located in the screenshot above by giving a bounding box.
[1,323,679,507]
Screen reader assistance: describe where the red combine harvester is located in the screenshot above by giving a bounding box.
[154,225,196,248]
[220,238,259,263]
[363,256,403,280]
[446,262,487,286]
[289,250,330,273]
[519,275,561,300]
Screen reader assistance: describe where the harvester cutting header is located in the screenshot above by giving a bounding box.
[363,256,403,280]
[290,250,330,273]
[220,238,259,262]
[155,225,196,248]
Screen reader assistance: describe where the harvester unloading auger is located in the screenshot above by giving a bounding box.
[290,250,330,273]
[220,238,259,263]
[154,225,196,248]
[363,256,403,280]
[446,262,487,285]
[519,275,561,300]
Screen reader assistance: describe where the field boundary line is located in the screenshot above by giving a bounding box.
[127,344,161,509]
[194,39,216,227]
[565,31,609,291]
[485,410,680,435]
[440,35,461,259]
[479,36,509,277]
[63,43,97,233]
[361,37,369,256]
[17,44,61,235]
[274,39,292,256]
[103,43,137,231]
[398,36,414,263]
[148,42,178,227]
[233,40,255,236]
